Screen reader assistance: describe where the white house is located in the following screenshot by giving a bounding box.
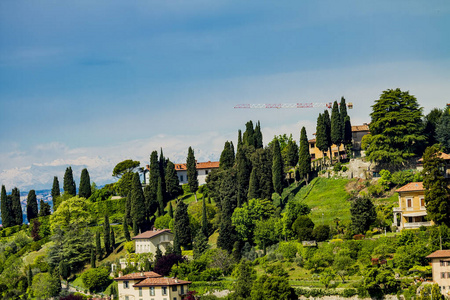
[132,229,174,255]
[114,271,191,300]
[426,250,450,296]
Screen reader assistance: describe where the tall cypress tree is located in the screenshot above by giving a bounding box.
[187,147,199,201]
[253,148,273,200]
[237,129,243,148]
[247,168,259,200]
[51,176,60,211]
[79,168,91,199]
[323,110,332,161]
[149,151,159,201]
[340,97,352,147]
[165,160,181,199]
[96,231,102,258]
[26,190,38,223]
[285,139,299,168]
[103,214,111,254]
[123,214,131,242]
[39,199,51,217]
[157,176,165,216]
[331,101,342,162]
[243,121,255,147]
[272,139,283,195]
[90,249,96,268]
[63,167,76,196]
[11,187,22,226]
[236,145,252,206]
[298,127,311,184]
[1,185,12,228]
[173,230,182,256]
[174,200,192,248]
[168,202,174,218]
[201,197,208,236]
[254,121,263,149]
[159,148,167,201]
[219,141,235,170]
[110,228,116,250]
[125,192,132,226]
[131,172,146,231]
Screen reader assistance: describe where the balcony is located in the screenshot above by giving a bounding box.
[393,207,402,212]
[404,222,432,228]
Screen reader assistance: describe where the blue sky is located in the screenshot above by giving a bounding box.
[1,0,450,190]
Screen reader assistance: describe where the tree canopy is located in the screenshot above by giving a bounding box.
[112,159,140,178]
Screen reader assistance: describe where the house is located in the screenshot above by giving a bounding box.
[144,161,219,186]
[173,161,219,186]
[114,271,191,300]
[308,138,346,161]
[392,182,434,230]
[426,250,450,296]
[417,152,450,179]
[351,123,370,157]
[132,229,174,255]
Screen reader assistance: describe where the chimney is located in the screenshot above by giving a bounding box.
[119,271,123,277]
[141,272,144,276]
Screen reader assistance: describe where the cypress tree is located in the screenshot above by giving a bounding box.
[254,120,263,148]
[237,129,243,148]
[165,160,182,199]
[331,101,342,162]
[298,127,311,184]
[193,230,209,259]
[39,199,51,217]
[236,145,252,206]
[217,214,236,253]
[285,139,299,168]
[149,151,159,201]
[11,187,23,226]
[208,196,211,204]
[219,141,235,170]
[174,200,192,248]
[51,176,60,211]
[133,220,138,236]
[254,148,274,200]
[96,231,102,258]
[316,113,328,165]
[103,214,111,254]
[90,248,96,268]
[60,260,70,285]
[27,265,33,287]
[173,230,182,256]
[131,172,146,232]
[272,139,283,195]
[79,168,91,199]
[243,121,255,147]
[157,176,165,216]
[168,202,174,218]
[110,228,115,250]
[323,109,332,161]
[63,167,76,196]
[123,214,131,242]
[125,192,131,226]
[1,185,13,228]
[186,147,199,201]
[247,168,259,200]
[219,170,238,218]
[159,148,167,198]
[202,197,208,236]
[340,97,352,147]
[155,246,162,262]
[31,218,41,241]
[26,190,38,222]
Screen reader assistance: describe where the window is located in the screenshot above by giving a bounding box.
[181,285,184,294]
[441,260,445,266]
[125,297,129,300]
[441,272,446,279]
[172,285,177,292]
[180,175,183,182]
[448,272,450,278]
[123,281,129,289]
[162,286,167,295]
[420,198,425,208]
[205,170,209,175]
[406,198,412,210]
[310,143,315,148]
[150,287,155,296]
[139,287,142,296]
[174,298,177,300]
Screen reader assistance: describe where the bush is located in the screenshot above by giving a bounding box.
[278,241,298,260]
[80,268,111,292]
[313,225,330,242]
[333,163,343,173]
[368,184,384,197]
[342,288,357,297]
[342,166,348,172]
[182,184,191,195]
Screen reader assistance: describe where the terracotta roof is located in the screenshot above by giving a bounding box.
[308,139,316,143]
[396,182,424,192]
[114,271,162,281]
[174,161,220,171]
[426,250,450,259]
[132,229,173,240]
[133,277,191,287]
[351,124,370,132]
[418,152,450,162]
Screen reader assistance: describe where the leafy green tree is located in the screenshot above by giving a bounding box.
[115,171,134,197]
[30,272,61,299]
[436,107,450,152]
[80,268,111,292]
[254,218,278,254]
[250,275,294,300]
[154,214,172,229]
[11,187,23,226]
[362,88,426,166]
[313,224,330,242]
[51,176,61,211]
[79,168,91,199]
[284,200,311,238]
[26,189,39,222]
[362,266,399,298]
[193,230,209,259]
[220,141,235,170]
[424,108,443,147]
[272,138,283,194]
[60,260,71,284]
[165,160,182,199]
[423,144,450,225]
[350,196,376,234]
[292,215,315,241]
[234,259,256,300]
[103,214,111,254]
[1,184,13,227]
[63,166,77,196]
[131,172,147,232]
[174,200,192,248]
[298,127,311,183]
[50,196,90,232]
[333,254,354,283]
[331,101,343,162]
[112,159,140,178]
[39,199,51,217]
[123,214,131,242]
[187,147,199,201]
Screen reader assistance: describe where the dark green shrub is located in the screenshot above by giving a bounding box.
[342,288,357,297]
[313,225,330,242]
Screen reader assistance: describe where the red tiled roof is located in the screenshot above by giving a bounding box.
[174,161,220,171]
[132,229,172,240]
[351,124,370,132]
[418,152,450,162]
[396,182,424,192]
[114,271,162,281]
[308,139,316,143]
[426,250,450,259]
[133,277,191,287]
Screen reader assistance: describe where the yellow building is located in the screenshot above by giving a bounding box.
[308,139,345,161]
[393,182,434,230]
[426,250,450,296]
[114,271,190,300]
